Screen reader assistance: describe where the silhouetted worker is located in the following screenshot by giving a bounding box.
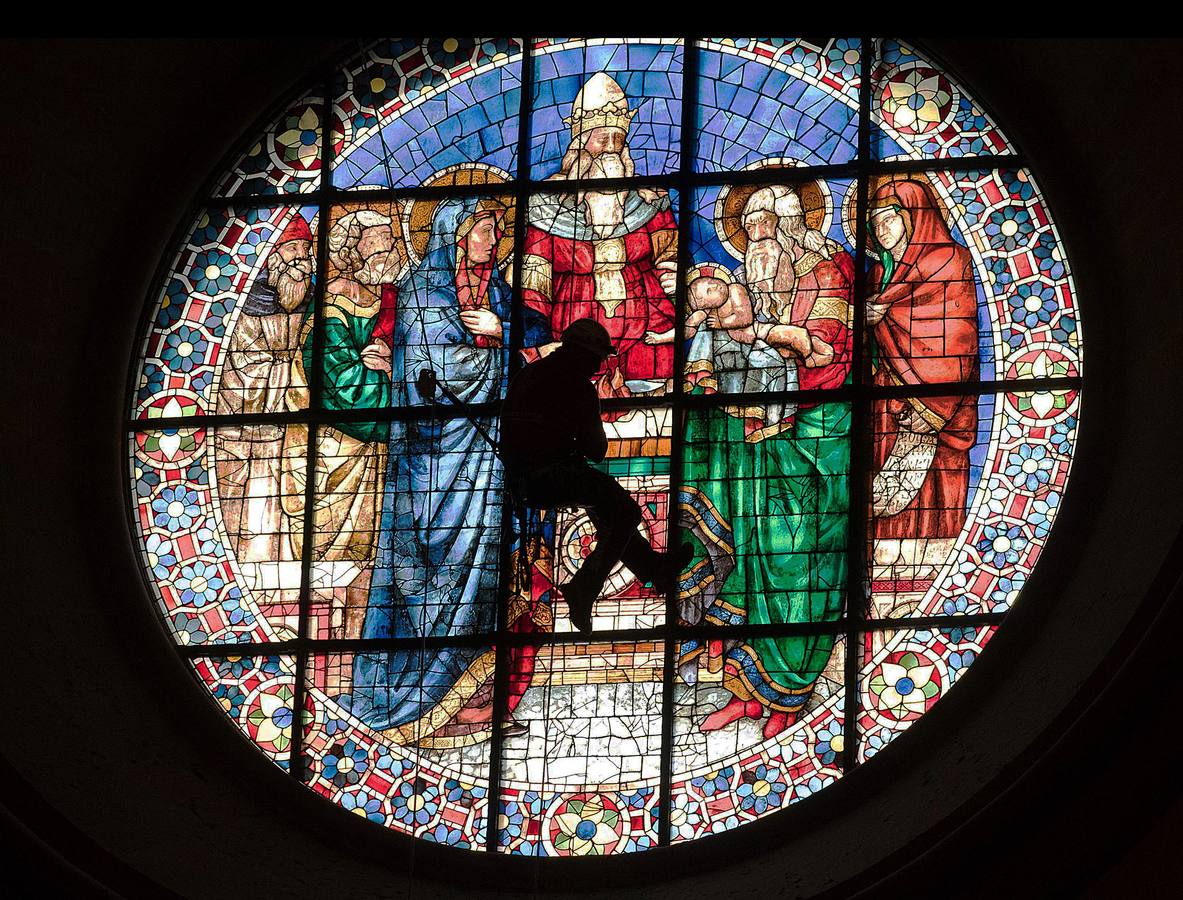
[500,318,691,633]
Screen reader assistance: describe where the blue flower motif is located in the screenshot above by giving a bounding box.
[191,369,214,397]
[879,40,913,67]
[861,730,890,760]
[161,326,208,373]
[814,720,844,765]
[185,459,209,486]
[1051,416,1077,455]
[221,588,255,627]
[1034,231,1065,279]
[1003,170,1035,201]
[498,800,526,840]
[190,251,237,295]
[690,767,734,798]
[193,526,225,557]
[976,523,1029,568]
[144,533,176,579]
[788,43,820,70]
[215,657,255,680]
[824,38,861,81]
[135,461,161,498]
[237,230,266,267]
[375,751,414,777]
[624,786,653,810]
[323,739,369,788]
[1051,314,1077,345]
[354,62,401,110]
[203,299,234,338]
[171,611,207,644]
[475,37,516,63]
[391,779,439,826]
[137,364,167,402]
[340,789,385,824]
[1008,283,1058,329]
[984,205,1035,252]
[950,184,986,225]
[191,211,226,245]
[1029,491,1061,539]
[948,648,977,673]
[425,822,468,847]
[987,257,1014,291]
[942,594,970,617]
[156,278,189,329]
[152,485,200,530]
[940,622,978,643]
[794,775,828,800]
[737,764,787,814]
[443,778,485,805]
[175,560,225,608]
[990,573,1026,611]
[213,682,246,717]
[1005,444,1053,491]
[954,96,987,131]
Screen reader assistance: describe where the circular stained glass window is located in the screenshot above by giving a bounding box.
[128,37,1081,855]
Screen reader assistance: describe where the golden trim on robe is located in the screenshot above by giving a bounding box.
[807,296,853,326]
[380,649,498,749]
[522,252,553,298]
[886,365,949,430]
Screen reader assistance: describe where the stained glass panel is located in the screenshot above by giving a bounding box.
[130,36,1082,856]
[531,38,684,178]
[332,38,524,190]
[871,39,1014,161]
[696,38,861,171]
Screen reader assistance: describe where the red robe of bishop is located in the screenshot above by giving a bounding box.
[520,196,678,389]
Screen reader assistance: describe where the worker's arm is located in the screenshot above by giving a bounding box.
[573,381,608,462]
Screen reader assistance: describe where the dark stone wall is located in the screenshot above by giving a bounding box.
[1,38,1180,898]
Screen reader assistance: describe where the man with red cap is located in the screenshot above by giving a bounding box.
[500,318,691,633]
[216,212,315,563]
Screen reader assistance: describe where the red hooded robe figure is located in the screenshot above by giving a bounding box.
[869,179,979,539]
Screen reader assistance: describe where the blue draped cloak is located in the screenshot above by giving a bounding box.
[347,198,548,738]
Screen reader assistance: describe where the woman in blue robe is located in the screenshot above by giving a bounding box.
[346,196,549,746]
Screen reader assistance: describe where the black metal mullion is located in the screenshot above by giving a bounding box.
[203,152,1030,213]
[657,35,699,848]
[484,37,535,855]
[132,375,1082,433]
[287,68,335,784]
[842,36,876,778]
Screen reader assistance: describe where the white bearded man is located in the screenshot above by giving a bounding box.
[521,72,679,399]
[216,214,315,562]
[742,185,853,393]
[281,208,404,590]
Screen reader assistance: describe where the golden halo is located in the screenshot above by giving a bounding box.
[841,171,951,248]
[687,261,734,285]
[714,159,832,262]
[403,163,515,265]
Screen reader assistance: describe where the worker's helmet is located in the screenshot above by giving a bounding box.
[560,318,616,359]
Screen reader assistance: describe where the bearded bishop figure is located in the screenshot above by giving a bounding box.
[521,72,678,396]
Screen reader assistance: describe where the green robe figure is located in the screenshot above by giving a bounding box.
[678,233,853,740]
